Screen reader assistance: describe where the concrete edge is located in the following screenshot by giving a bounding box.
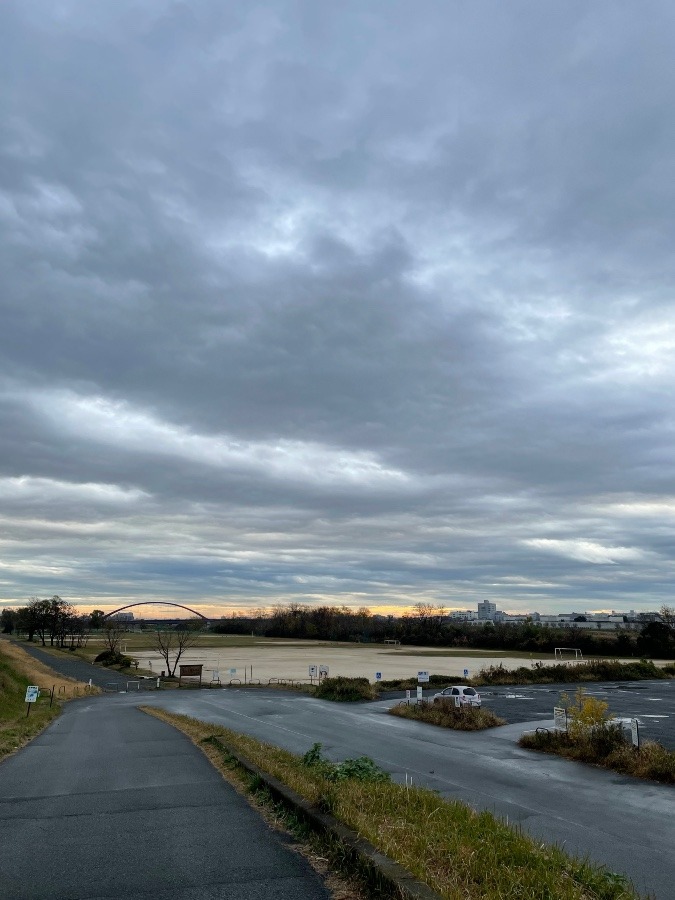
[208,736,442,900]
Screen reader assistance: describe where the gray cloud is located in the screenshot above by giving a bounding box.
[1,1,674,614]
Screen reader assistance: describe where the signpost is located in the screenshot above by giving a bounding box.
[309,665,318,679]
[178,664,203,687]
[631,718,640,749]
[25,685,39,717]
[416,686,423,702]
[375,672,382,681]
[319,665,329,679]
[463,668,469,679]
[417,670,429,683]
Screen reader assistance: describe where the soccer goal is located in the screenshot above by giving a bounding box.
[554,647,583,662]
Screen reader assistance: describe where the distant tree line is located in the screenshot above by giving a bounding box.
[0,597,92,649]
[210,602,675,659]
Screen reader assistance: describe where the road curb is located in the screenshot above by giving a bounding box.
[208,736,442,900]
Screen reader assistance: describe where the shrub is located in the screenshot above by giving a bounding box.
[476,658,668,685]
[94,650,133,668]
[302,742,390,783]
[314,676,375,702]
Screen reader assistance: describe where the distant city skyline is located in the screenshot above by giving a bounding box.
[1,3,674,615]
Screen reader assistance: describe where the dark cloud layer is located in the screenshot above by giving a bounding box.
[1,1,674,613]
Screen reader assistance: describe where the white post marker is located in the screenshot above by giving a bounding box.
[405,689,411,704]
[416,686,423,702]
[554,707,568,732]
[631,718,640,749]
[417,670,429,683]
[309,665,318,680]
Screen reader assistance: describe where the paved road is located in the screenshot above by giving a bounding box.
[119,687,674,900]
[16,642,150,691]
[0,701,330,900]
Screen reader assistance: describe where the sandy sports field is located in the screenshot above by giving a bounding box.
[132,641,554,682]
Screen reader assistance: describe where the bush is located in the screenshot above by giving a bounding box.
[94,650,133,668]
[476,658,668,685]
[390,700,506,730]
[301,742,390,783]
[314,676,375,702]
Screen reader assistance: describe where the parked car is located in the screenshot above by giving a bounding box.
[432,686,481,707]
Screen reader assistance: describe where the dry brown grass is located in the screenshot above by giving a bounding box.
[0,639,99,760]
[389,699,506,730]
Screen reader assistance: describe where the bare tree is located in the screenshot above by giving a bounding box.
[102,616,127,654]
[153,621,203,676]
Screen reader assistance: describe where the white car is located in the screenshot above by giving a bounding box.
[432,686,481,707]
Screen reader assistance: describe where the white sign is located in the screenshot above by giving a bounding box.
[417,670,429,683]
[319,665,329,677]
[375,672,382,680]
[25,686,39,703]
[405,689,411,701]
[631,718,640,748]
[309,665,318,677]
[416,686,423,701]
[554,707,568,731]
[463,668,469,678]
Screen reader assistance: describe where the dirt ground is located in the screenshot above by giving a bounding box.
[133,642,551,682]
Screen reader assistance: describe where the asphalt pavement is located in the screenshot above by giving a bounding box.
[122,687,675,900]
[5,645,675,898]
[0,701,330,900]
[17,642,151,691]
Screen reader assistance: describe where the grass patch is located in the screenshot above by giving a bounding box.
[143,708,641,900]
[520,727,675,784]
[476,658,668,685]
[315,676,376,701]
[0,639,98,760]
[389,700,506,730]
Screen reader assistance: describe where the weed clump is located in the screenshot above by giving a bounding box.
[390,700,505,730]
[302,742,390,783]
[314,676,375,702]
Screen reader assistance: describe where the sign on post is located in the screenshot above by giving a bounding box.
[554,707,568,732]
[25,685,39,717]
[631,718,640,749]
[319,665,329,678]
[463,668,469,678]
[178,664,203,686]
[229,667,237,675]
[416,686,423,701]
[417,670,429,683]
[405,689,411,703]
[309,665,318,678]
[375,672,382,681]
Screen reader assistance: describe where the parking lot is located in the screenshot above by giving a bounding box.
[477,680,675,748]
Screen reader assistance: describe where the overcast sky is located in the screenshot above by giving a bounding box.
[1,2,674,617]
